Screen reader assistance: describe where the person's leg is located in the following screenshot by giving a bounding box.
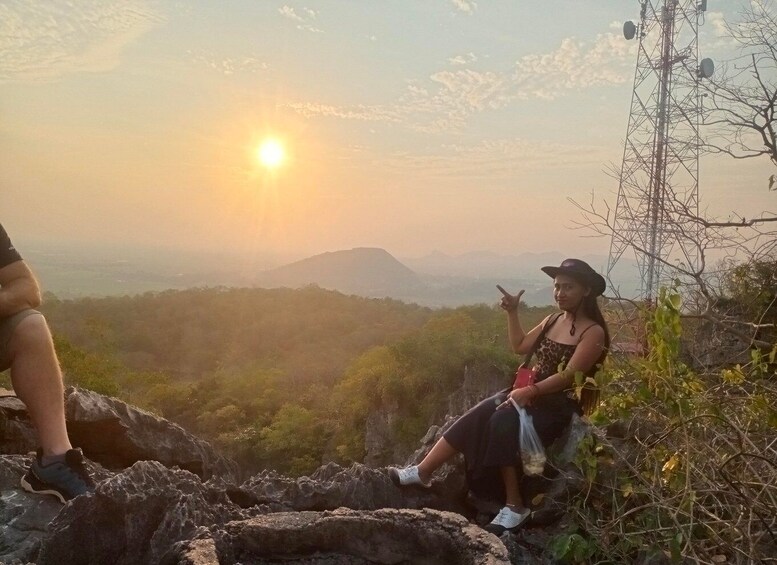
[9,312,95,502]
[416,437,457,482]
[480,408,531,533]
[389,436,459,487]
[390,392,505,488]
[500,465,524,508]
[8,313,72,456]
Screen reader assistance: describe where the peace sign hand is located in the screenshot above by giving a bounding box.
[497,285,524,312]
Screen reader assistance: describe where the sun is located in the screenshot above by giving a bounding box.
[257,139,285,169]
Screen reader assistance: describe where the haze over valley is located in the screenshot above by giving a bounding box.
[24,243,641,307]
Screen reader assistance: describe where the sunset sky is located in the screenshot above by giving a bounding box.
[1,0,773,265]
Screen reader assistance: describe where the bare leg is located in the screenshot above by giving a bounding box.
[416,437,458,482]
[501,465,524,508]
[8,314,72,456]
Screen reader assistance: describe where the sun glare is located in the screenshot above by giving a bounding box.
[257,139,285,169]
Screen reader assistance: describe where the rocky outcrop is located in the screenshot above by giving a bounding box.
[0,454,111,563]
[363,362,508,467]
[37,461,246,565]
[446,363,509,417]
[219,508,509,564]
[237,461,467,515]
[0,385,591,565]
[4,457,506,564]
[64,387,239,482]
[0,387,238,481]
[0,395,37,456]
[0,454,60,563]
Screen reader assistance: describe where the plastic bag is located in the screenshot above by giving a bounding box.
[510,398,547,475]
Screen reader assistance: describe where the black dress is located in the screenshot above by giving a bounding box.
[442,331,585,503]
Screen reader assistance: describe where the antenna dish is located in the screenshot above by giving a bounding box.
[699,0,707,12]
[699,58,714,78]
[623,21,637,40]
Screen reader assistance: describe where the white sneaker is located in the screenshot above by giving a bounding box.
[485,506,530,534]
[388,465,431,488]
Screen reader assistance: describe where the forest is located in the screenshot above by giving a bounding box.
[21,285,553,476]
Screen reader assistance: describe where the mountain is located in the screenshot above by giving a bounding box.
[258,247,424,296]
[254,248,560,307]
[26,242,641,306]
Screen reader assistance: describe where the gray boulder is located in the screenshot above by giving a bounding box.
[238,461,468,515]
[1,387,239,482]
[0,396,37,456]
[0,454,111,564]
[64,387,239,482]
[221,508,509,564]
[36,460,246,565]
[0,455,60,563]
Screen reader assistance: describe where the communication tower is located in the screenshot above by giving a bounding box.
[607,0,714,301]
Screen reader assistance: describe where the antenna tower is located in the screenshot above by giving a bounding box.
[607,0,713,301]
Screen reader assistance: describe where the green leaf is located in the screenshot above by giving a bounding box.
[549,534,572,559]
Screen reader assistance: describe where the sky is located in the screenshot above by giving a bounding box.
[1,0,774,265]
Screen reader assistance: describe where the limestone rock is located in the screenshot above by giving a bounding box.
[0,381,592,565]
[363,400,402,467]
[64,387,239,482]
[238,462,468,515]
[0,455,60,564]
[446,363,508,417]
[0,454,111,565]
[0,396,37,456]
[224,508,510,564]
[363,362,507,467]
[36,460,246,565]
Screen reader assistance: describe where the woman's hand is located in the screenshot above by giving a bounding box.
[497,386,538,409]
[497,285,525,312]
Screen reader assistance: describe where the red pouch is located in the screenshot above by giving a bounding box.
[513,367,537,389]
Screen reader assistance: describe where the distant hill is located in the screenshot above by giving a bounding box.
[258,247,424,296]
[256,248,562,307]
[25,241,640,306]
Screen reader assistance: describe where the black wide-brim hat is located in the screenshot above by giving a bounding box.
[541,258,606,297]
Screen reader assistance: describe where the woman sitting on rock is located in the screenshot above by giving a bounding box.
[389,259,610,534]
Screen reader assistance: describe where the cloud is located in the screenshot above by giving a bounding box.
[451,0,477,14]
[279,5,304,22]
[284,31,635,133]
[448,52,478,66]
[278,5,323,33]
[283,102,402,122]
[360,137,610,179]
[0,0,162,82]
[511,33,635,99]
[188,51,268,76]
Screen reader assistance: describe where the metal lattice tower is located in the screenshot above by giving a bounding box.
[607,0,710,301]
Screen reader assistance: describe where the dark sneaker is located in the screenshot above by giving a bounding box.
[20,448,95,503]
